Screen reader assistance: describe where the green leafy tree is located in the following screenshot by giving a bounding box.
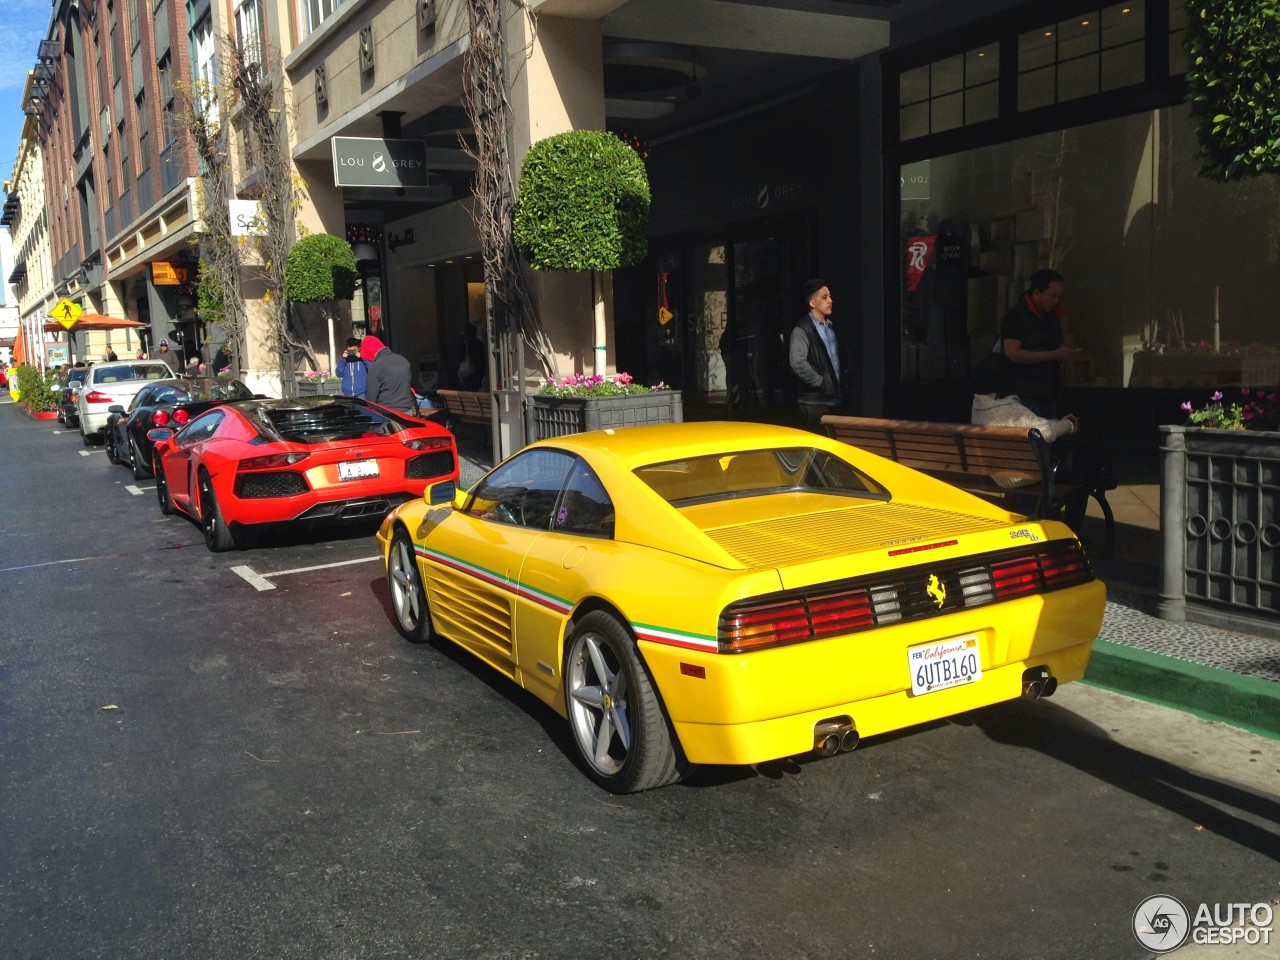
[514,130,650,270]
[285,233,358,302]
[1186,0,1280,181]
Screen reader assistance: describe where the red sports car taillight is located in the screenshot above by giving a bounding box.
[402,436,453,451]
[84,390,114,404]
[172,408,190,425]
[990,542,1091,600]
[719,589,876,653]
[152,410,170,426]
[237,452,310,471]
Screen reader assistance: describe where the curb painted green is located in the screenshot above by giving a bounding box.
[1083,639,1280,740]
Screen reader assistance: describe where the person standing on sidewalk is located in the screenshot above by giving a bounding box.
[788,278,845,428]
[336,338,367,398]
[361,334,416,416]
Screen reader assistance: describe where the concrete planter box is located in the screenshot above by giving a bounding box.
[1158,425,1280,639]
[525,390,683,442]
[293,381,340,397]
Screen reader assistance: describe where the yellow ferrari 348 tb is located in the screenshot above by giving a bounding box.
[378,421,1104,793]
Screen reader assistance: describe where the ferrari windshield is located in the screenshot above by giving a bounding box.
[634,447,887,505]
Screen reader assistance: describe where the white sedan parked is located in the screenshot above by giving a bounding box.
[75,360,174,446]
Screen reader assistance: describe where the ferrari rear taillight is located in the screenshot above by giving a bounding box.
[991,542,1091,600]
[84,390,114,404]
[152,410,170,426]
[172,408,190,425]
[719,589,875,653]
[238,452,310,471]
[403,436,452,451]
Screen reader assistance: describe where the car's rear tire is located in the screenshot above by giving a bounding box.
[199,470,236,552]
[564,611,688,794]
[388,528,434,643]
[155,461,174,515]
[129,436,150,480]
[81,425,94,447]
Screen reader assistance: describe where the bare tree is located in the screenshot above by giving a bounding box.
[173,75,249,374]
[461,0,555,383]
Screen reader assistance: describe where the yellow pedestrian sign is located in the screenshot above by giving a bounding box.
[53,298,84,330]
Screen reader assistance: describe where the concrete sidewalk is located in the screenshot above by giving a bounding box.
[458,439,1279,741]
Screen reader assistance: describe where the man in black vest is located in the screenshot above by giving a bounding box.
[788,278,844,427]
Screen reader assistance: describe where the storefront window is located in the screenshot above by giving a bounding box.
[899,44,999,140]
[898,106,1280,390]
[1017,2,1146,110]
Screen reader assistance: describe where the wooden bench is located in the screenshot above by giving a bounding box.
[434,389,491,445]
[821,414,1116,556]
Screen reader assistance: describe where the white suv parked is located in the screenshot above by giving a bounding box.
[75,360,175,446]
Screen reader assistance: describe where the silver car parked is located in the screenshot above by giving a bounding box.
[74,360,174,446]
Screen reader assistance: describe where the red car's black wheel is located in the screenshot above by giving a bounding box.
[199,470,236,552]
[155,461,174,515]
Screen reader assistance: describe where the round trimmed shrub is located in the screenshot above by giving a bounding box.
[284,233,359,302]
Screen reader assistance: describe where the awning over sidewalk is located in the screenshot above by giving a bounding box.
[42,314,146,333]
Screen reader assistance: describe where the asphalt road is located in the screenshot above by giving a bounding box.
[2,401,1277,960]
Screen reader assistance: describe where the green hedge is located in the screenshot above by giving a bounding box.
[284,233,359,302]
[1186,0,1280,181]
[513,130,650,271]
[13,364,60,412]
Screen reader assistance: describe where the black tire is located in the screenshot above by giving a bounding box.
[129,436,150,480]
[105,426,120,464]
[199,471,236,552]
[563,611,689,793]
[155,461,174,515]
[387,527,434,643]
[81,425,95,447]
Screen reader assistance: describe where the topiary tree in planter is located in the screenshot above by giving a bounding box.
[1186,1,1280,181]
[284,233,359,395]
[514,129,650,376]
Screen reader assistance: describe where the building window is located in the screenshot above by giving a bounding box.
[119,119,130,182]
[158,52,176,148]
[193,15,217,115]
[899,44,999,141]
[897,106,1280,391]
[302,0,345,35]
[1167,0,1187,75]
[236,0,263,67]
[1018,2,1146,112]
[135,90,149,171]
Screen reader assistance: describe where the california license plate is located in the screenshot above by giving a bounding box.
[338,458,379,481]
[909,635,982,696]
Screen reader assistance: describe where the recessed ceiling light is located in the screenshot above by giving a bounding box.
[1044,30,1053,37]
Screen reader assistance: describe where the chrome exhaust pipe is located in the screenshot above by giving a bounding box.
[838,728,860,752]
[1042,676,1058,697]
[814,716,855,757]
[1021,667,1054,701]
[1021,678,1044,700]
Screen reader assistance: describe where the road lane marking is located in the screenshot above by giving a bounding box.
[125,484,156,495]
[0,555,111,574]
[231,555,381,592]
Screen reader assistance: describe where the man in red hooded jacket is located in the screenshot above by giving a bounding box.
[360,334,417,415]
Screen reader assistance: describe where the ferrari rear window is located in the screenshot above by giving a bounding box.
[635,448,887,505]
[258,401,404,443]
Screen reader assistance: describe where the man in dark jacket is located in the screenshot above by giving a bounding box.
[999,268,1082,418]
[788,278,844,427]
[361,334,416,415]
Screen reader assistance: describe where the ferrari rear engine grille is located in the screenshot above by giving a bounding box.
[406,451,455,480]
[235,471,309,498]
[717,540,1093,653]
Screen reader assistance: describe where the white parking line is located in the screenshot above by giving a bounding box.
[231,555,381,592]
[78,449,95,457]
[125,484,155,495]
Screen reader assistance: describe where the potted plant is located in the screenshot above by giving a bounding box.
[1158,388,1280,638]
[11,364,60,419]
[284,233,359,398]
[294,370,342,396]
[525,372,681,441]
[513,129,651,379]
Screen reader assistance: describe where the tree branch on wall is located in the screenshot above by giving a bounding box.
[461,0,555,382]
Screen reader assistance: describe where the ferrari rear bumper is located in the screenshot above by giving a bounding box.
[669,639,1094,765]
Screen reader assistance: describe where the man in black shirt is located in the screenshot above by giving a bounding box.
[1000,269,1081,418]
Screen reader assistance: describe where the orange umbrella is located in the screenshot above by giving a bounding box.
[42,313,147,333]
[12,325,28,364]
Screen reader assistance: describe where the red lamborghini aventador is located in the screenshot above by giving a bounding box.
[149,396,459,551]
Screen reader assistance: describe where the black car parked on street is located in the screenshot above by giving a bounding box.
[105,377,257,479]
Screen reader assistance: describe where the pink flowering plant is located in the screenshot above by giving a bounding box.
[301,370,341,382]
[1181,388,1280,431]
[538,371,668,398]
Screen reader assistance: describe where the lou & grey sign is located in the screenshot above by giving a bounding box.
[331,137,431,188]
